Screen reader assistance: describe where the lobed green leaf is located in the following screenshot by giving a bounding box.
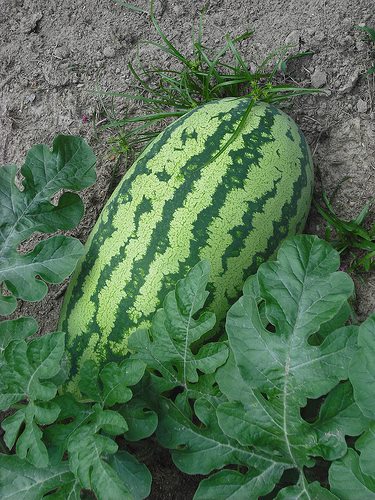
[0,317,37,352]
[329,449,375,499]
[107,451,152,499]
[151,235,364,497]
[0,135,96,314]
[0,454,75,499]
[129,260,228,394]
[349,314,375,418]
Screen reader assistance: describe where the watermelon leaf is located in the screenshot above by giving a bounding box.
[194,468,288,500]
[129,260,228,394]
[0,454,77,499]
[157,394,286,496]
[118,398,158,441]
[2,401,60,468]
[275,481,339,499]
[218,236,357,487]
[66,420,129,498]
[314,381,370,438]
[0,317,37,352]
[329,449,375,499]
[0,321,153,499]
[355,423,375,478]
[43,394,96,465]
[150,235,366,498]
[0,329,65,467]
[45,359,152,499]
[0,331,65,410]
[2,397,153,500]
[349,314,375,419]
[0,135,96,315]
[78,358,146,406]
[62,397,152,499]
[107,451,152,499]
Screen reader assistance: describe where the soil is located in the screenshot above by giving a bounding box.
[1,0,374,498]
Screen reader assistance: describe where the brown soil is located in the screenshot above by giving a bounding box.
[1,0,374,498]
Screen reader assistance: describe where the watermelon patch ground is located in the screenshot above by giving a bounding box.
[1,0,374,497]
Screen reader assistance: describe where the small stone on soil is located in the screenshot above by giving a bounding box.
[54,46,70,59]
[24,93,36,104]
[315,32,326,42]
[21,12,43,34]
[153,0,167,17]
[172,5,185,16]
[355,40,366,51]
[311,68,327,87]
[338,69,359,93]
[357,98,368,113]
[285,30,300,46]
[103,47,116,58]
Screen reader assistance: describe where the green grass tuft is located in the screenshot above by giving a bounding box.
[101,0,322,158]
[315,182,375,272]
[355,24,375,74]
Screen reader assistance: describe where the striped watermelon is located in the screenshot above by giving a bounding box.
[60,98,314,394]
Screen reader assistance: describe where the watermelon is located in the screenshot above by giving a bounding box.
[59,97,314,394]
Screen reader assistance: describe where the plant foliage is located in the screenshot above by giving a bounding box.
[355,24,375,74]
[1,134,374,498]
[0,135,96,315]
[129,235,375,498]
[0,319,154,499]
[129,260,229,396]
[0,135,156,499]
[315,187,375,272]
